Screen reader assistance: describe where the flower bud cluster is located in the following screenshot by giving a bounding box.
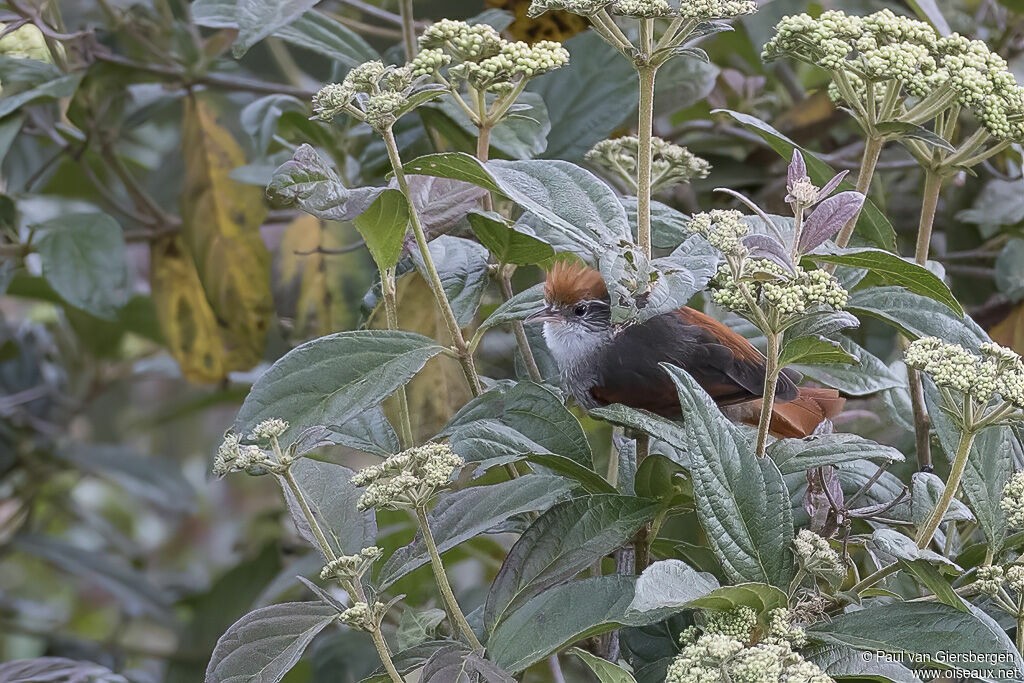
[213,420,295,476]
[417,20,568,95]
[587,136,711,192]
[792,530,844,579]
[703,606,757,642]
[528,0,754,20]
[764,608,807,648]
[764,10,1024,142]
[905,338,1024,408]
[1007,565,1024,593]
[352,443,463,511]
[339,600,388,631]
[711,261,848,320]
[686,209,748,255]
[0,23,52,62]
[313,60,441,131]
[666,633,832,683]
[320,546,383,583]
[1001,471,1024,529]
[975,565,1005,596]
[787,177,819,207]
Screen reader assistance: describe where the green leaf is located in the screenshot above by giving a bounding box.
[233,0,321,57]
[58,444,196,514]
[33,212,127,320]
[847,286,987,350]
[396,608,447,651]
[809,602,1024,680]
[467,211,554,266]
[233,330,444,443]
[14,534,171,622]
[875,121,955,151]
[413,236,488,327]
[687,582,789,615]
[589,403,691,457]
[868,528,960,571]
[440,381,593,469]
[634,454,691,509]
[352,188,409,272]
[714,109,897,251]
[525,452,617,494]
[268,144,387,223]
[376,475,574,589]
[768,433,905,475]
[665,364,795,588]
[905,0,951,35]
[792,336,904,396]
[995,238,1024,302]
[485,494,659,632]
[622,197,692,250]
[193,0,378,65]
[420,645,516,682]
[529,31,637,160]
[805,645,919,683]
[280,458,376,559]
[488,575,641,673]
[654,54,719,114]
[0,72,82,119]
[205,601,339,682]
[478,283,545,331]
[570,647,638,683]
[778,336,858,367]
[0,658,128,683]
[625,559,720,622]
[901,559,966,611]
[403,153,629,257]
[807,246,962,316]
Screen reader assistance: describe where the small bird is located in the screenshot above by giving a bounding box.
[527,261,844,438]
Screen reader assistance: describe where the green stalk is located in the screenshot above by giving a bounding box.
[369,629,404,683]
[636,65,657,260]
[834,135,883,248]
[381,265,415,448]
[754,331,782,459]
[415,506,483,650]
[850,562,899,594]
[382,126,482,397]
[916,428,976,548]
[398,0,417,61]
[499,269,543,383]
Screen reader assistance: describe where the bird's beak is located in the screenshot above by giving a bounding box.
[525,305,560,324]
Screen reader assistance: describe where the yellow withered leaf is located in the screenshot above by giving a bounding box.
[181,95,272,369]
[150,236,231,383]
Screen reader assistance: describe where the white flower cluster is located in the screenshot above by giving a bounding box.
[712,261,848,320]
[703,606,758,641]
[1001,471,1024,529]
[528,0,755,20]
[686,209,748,255]
[666,632,832,683]
[763,10,1024,142]
[587,136,711,192]
[213,420,295,476]
[905,338,1024,407]
[320,546,383,583]
[764,608,808,649]
[417,20,568,95]
[352,443,463,511]
[1007,564,1024,592]
[339,600,388,631]
[313,60,439,131]
[787,177,819,207]
[793,530,844,579]
[975,565,1005,596]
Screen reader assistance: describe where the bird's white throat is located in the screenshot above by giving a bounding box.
[541,321,612,372]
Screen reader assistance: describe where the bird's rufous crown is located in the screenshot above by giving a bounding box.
[544,260,608,306]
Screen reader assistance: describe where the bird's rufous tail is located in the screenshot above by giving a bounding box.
[729,387,845,439]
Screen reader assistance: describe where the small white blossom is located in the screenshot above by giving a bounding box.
[792,530,844,579]
[905,337,1024,409]
[787,177,819,207]
[1001,472,1024,528]
[353,443,463,511]
[320,546,383,583]
[587,136,710,192]
[251,418,289,441]
[687,209,749,255]
[339,600,388,631]
[765,609,807,648]
[703,606,758,642]
[678,0,756,19]
[975,564,1005,596]
[666,629,833,683]
[609,0,674,18]
[1006,564,1024,592]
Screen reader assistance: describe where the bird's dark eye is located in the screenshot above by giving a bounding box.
[574,303,588,317]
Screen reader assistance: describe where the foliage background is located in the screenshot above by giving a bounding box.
[2,0,1024,681]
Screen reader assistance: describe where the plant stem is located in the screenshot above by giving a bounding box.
[281,469,338,562]
[382,126,482,397]
[476,119,494,212]
[499,269,543,383]
[397,0,417,61]
[916,428,976,548]
[414,506,483,650]
[835,135,883,248]
[754,332,782,458]
[850,562,899,594]
[636,65,657,260]
[1017,613,1024,655]
[370,629,404,683]
[907,169,944,471]
[381,266,415,449]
